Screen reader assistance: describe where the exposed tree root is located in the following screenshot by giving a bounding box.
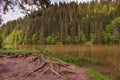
[3,54,76,79]
[29,57,39,63]
[5,53,32,59]
[7,54,19,58]
[0,53,93,80]
[50,63,66,80]
[0,55,4,58]
[26,55,76,80]
[33,62,47,72]
[40,66,49,76]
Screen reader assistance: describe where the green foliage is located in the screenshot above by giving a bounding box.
[112,17,120,24]
[103,32,112,44]
[79,31,86,44]
[0,29,3,48]
[1,1,120,45]
[112,35,120,44]
[32,33,39,44]
[86,68,112,80]
[90,33,95,43]
[46,33,57,44]
[102,5,108,13]
[109,7,116,14]
[106,24,114,34]
[104,17,120,44]
[106,17,120,34]
[32,34,37,44]
[4,30,22,45]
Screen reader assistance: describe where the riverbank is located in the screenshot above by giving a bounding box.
[0,49,112,80]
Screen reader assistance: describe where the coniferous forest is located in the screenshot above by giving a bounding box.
[1,0,120,45]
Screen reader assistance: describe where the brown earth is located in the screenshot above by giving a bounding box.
[0,53,92,80]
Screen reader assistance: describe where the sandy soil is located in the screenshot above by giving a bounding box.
[0,53,92,80]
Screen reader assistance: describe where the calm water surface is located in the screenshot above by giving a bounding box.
[5,45,120,80]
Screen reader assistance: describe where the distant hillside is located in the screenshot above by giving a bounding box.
[1,0,120,45]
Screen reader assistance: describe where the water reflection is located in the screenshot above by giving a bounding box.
[4,45,120,80]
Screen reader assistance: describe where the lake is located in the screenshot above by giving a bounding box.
[4,45,120,80]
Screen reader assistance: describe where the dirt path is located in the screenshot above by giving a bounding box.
[0,53,92,80]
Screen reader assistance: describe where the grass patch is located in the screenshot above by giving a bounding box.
[86,68,112,80]
[0,49,42,54]
[47,54,100,67]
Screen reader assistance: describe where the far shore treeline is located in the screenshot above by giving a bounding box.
[1,0,120,45]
